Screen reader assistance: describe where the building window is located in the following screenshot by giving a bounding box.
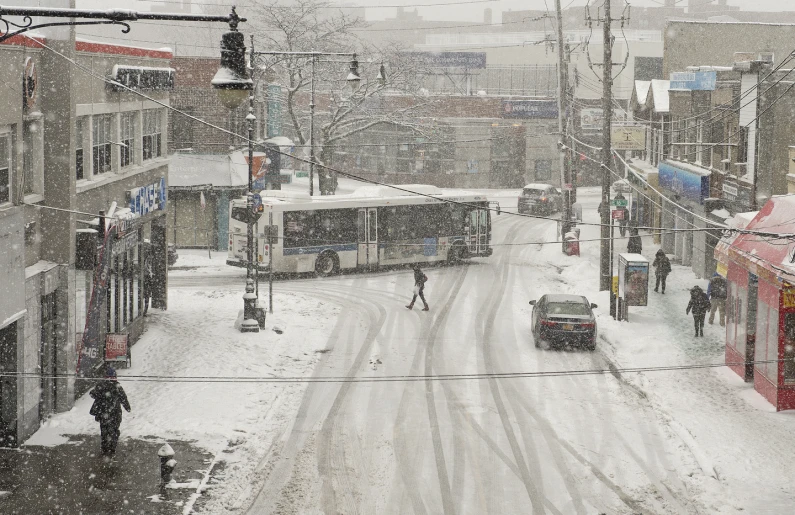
[76,118,84,180]
[535,160,552,181]
[0,131,10,204]
[142,109,162,161]
[120,112,135,168]
[92,114,112,174]
[172,107,194,151]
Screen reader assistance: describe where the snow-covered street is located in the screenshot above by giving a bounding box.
[27,188,795,514]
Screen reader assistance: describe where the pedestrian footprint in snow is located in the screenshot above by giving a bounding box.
[89,366,131,457]
[406,263,429,311]
[686,285,711,337]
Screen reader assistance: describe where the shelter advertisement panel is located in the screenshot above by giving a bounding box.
[658,161,710,204]
[618,253,649,307]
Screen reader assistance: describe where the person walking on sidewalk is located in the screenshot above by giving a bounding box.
[686,285,711,337]
[707,272,728,326]
[406,263,429,311]
[652,249,671,293]
[627,227,642,254]
[89,367,131,456]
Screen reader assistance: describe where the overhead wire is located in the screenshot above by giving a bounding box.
[2,358,786,383]
[25,33,792,240]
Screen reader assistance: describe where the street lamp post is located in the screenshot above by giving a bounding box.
[250,50,367,196]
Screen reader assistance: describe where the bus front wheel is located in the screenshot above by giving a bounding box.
[315,252,339,277]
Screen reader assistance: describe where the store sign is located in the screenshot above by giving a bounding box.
[723,183,739,198]
[401,51,487,69]
[109,65,175,91]
[502,99,558,119]
[105,334,128,362]
[658,161,710,204]
[580,108,603,130]
[77,226,116,377]
[266,84,282,137]
[669,71,717,91]
[128,177,166,216]
[611,125,646,151]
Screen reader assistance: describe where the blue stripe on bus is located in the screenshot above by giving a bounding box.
[283,244,358,256]
[281,237,474,257]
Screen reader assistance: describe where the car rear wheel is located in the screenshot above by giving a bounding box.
[585,340,596,351]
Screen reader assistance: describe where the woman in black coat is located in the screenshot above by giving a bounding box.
[627,228,642,254]
[686,285,711,337]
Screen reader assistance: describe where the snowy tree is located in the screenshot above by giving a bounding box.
[250,0,436,194]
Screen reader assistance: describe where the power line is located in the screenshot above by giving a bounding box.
[26,33,787,240]
[4,358,785,383]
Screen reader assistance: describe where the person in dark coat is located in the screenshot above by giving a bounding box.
[406,264,429,311]
[686,285,711,337]
[627,228,642,254]
[652,249,671,294]
[89,367,131,456]
[707,272,728,326]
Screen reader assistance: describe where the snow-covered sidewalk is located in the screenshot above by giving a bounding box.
[548,188,795,513]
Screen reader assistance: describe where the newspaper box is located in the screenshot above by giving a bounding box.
[618,253,649,308]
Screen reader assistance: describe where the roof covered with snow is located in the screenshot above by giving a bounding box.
[634,80,652,105]
[650,80,670,113]
[169,154,246,189]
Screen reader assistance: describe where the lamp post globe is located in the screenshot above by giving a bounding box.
[212,29,253,109]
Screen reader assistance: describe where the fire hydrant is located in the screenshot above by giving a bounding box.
[563,231,580,256]
[158,443,177,485]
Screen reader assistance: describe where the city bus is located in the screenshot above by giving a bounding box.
[226,184,496,275]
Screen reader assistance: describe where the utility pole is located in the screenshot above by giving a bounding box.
[598,0,615,291]
[554,0,573,249]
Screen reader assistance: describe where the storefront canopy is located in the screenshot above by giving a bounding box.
[168,154,246,190]
[723,195,795,285]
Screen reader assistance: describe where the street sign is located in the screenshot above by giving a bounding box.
[251,193,262,214]
[610,199,628,207]
[295,171,308,178]
[562,183,573,191]
[611,209,625,220]
[264,173,292,185]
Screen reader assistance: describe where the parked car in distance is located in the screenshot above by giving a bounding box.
[518,183,562,215]
[529,294,598,350]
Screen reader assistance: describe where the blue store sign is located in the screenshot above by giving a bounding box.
[658,161,710,204]
[502,99,558,119]
[128,177,166,216]
[669,71,717,91]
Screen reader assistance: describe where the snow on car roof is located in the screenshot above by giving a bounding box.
[545,294,588,303]
[523,183,554,190]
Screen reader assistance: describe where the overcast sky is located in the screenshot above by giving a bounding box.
[362,0,795,22]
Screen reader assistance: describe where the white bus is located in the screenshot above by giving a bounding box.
[226,184,496,275]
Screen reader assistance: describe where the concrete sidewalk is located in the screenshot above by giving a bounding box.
[0,434,221,514]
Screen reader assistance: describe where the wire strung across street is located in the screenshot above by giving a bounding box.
[25,33,795,241]
[0,359,785,383]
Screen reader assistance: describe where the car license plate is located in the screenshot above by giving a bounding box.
[562,324,574,330]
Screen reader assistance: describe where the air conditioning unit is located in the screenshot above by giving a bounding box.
[758,52,775,64]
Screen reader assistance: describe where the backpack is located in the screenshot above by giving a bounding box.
[423,274,428,283]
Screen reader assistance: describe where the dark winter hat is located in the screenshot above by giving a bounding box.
[656,249,665,255]
[413,263,421,270]
[691,285,702,292]
[105,367,117,378]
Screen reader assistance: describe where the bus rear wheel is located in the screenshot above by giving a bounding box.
[315,252,339,277]
[447,244,466,265]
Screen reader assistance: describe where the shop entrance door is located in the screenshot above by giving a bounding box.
[0,322,18,447]
[746,274,758,381]
[40,293,58,419]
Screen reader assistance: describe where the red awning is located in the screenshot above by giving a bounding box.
[727,196,795,286]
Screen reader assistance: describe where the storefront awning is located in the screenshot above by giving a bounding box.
[725,195,795,286]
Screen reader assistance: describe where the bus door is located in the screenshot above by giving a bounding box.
[468,209,488,254]
[357,208,378,267]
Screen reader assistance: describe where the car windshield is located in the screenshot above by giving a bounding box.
[523,188,545,197]
[547,302,590,316]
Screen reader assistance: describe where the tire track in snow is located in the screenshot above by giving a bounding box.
[477,224,550,514]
